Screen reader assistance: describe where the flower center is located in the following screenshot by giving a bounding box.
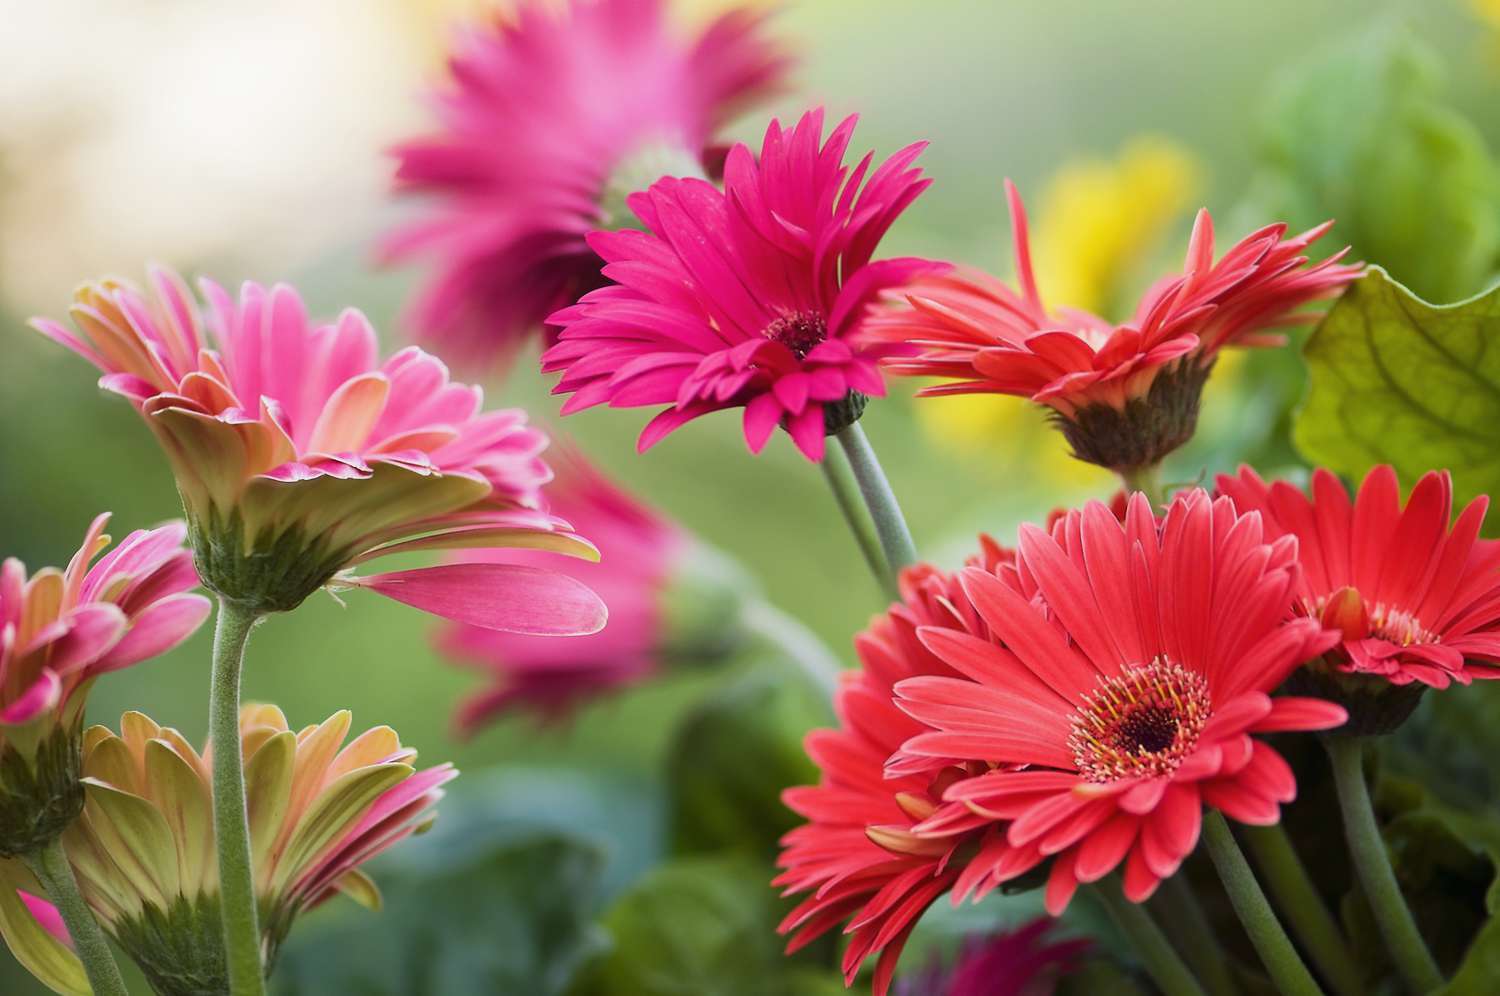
[763,312,827,359]
[1068,660,1211,782]
[1309,587,1439,648]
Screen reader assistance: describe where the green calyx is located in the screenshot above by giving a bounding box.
[598,139,708,229]
[112,892,298,996]
[1285,659,1427,737]
[187,506,352,615]
[1053,359,1212,472]
[0,722,85,859]
[821,391,869,436]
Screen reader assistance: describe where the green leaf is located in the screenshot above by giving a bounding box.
[1294,268,1500,517]
[1441,913,1500,996]
[665,672,821,860]
[1252,26,1500,304]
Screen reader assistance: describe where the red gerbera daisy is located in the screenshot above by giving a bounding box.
[776,540,1014,996]
[1217,464,1500,697]
[385,0,790,367]
[874,181,1360,471]
[890,491,1344,914]
[543,109,943,460]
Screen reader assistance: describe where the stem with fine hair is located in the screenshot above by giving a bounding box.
[740,599,842,702]
[818,443,893,599]
[1241,823,1363,996]
[1119,462,1165,505]
[1095,878,1208,996]
[833,423,918,585]
[23,838,129,996]
[1203,811,1323,996]
[1323,735,1443,993]
[209,599,267,996]
[1151,874,1240,996]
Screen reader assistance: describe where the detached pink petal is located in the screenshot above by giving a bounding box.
[18,892,70,949]
[352,564,607,636]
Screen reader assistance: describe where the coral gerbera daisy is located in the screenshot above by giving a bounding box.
[0,707,454,996]
[543,108,943,461]
[776,540,1016,996]
[890,491,1344,914]
[875,181,1360,472]
[32,268,605,632]
[384,0,790,367]
[1217,465,1500,722]
[0,514,209,857]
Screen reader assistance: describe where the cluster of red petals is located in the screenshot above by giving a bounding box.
[438,449,687,730]
[385,0,789,366]
[776,539,1011,996]
[543,109,943,460]
[1218,464,1500,688]
[874,181,1362,417]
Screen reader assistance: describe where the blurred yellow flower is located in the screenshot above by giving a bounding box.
[1031,136,1202,318]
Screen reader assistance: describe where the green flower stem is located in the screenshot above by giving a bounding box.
[833,423,917,586]
[209,599,267,996]
[23,838,129,996]
[818,443,893,599]
[740,600,842,702]
[1095,878,1207,996]
[1203,811,1323,996]
[1323,735,1443,993]
[1242,823,1363,996]
[1119,462,1165,505]
[1152,875,1240,996]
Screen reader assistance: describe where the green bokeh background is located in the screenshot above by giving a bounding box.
[2,0,1497,991]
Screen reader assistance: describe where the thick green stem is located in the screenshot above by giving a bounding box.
[1119,462,1165,505]
[209,599,267,996]
[1242,823,1363,996]
[1152,874,1240,996]
[1095,878,1207,996]
[23,838,129,996]
[818,445,893,599]
[740,600,842,702]
[1324,736,1443,993]
[1203,811,1323,996]
[833,423,917,583]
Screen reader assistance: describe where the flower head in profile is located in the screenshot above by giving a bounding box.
[33,268,605,633]
[891,492,1344,913]
[893,920,1091,996]
[876,182,1360,471]
[0,707,454,995]
[0,515,208,857]
[544,109,942,460]
[1217,465,1500,728]
[385,0,790,367]
[439,447,744,730]
[776,540,1017,996]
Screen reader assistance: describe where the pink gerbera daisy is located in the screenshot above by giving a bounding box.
[385,0,790,367]
[874,182,1361,471]
[777,541,1016,996]
[890,491,1344,914]
[543,109,943,461]
[1217,465,1500,707]
[893,919,1091,996]
[32,268,604,633]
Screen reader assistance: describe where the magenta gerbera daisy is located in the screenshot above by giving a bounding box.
[1217,465,1500,712]
[890,491,1344,913]
[385,0,790,367]
[874,181,1361,472]
[542,108,943,461]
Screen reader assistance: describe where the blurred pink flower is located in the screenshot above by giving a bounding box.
[385,0,790,367]
[544,109,942,460]
[439,449,688,730]
[893,920,1091,996]
[33,269,605,633]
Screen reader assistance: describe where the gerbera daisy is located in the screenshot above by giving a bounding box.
[0,707,453,995]
[384,0,790,367]
[0,514,208,858]
[875,181,1360,473]
[543,108,942,461]
[1217,465,1500,722]
[891,491,1344,913]
[32,268,604,632]
[893,919,1091,996]
[777,539,1016,996]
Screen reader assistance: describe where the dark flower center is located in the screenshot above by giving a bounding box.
[1068,660,1211,782]
[763,312,828,359]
